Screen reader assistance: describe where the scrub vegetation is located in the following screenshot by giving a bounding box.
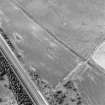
[29,66,86,105]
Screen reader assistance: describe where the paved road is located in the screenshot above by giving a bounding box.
[0,0,80,85]
[0,32,49,105]
[0,0,105,104]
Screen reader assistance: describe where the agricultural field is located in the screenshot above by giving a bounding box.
[0,0,105,105]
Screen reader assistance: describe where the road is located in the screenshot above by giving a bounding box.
[0,32,49,105]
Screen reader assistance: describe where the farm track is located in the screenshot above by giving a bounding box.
[0,0,105,105]
[11,0,105,76]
